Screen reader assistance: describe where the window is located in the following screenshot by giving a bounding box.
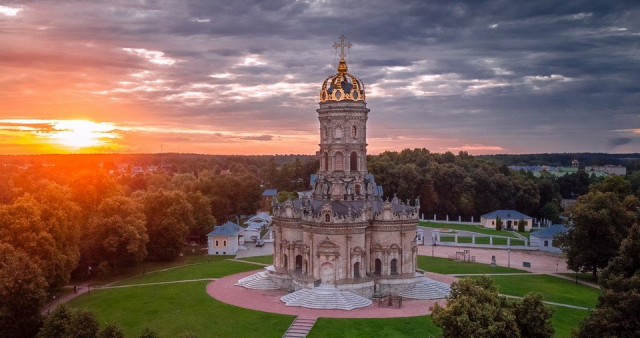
[215,240,219,246]
[334,126,343,139]
[325,214,330,222]
[350,152,358,171]
[334,152,344,171]
[354,262,360,278]
[351,125,357,138]
[223,240,227,246]
[544,240,549,247]
[322,152,328,171]
[374,259,382,275]
[390,259,398,275]
[492,221,495,225]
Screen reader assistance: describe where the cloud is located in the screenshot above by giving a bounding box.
[0,0,638,155]
[0,5,22,16]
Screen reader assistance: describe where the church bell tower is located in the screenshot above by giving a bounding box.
[313,35,372,201]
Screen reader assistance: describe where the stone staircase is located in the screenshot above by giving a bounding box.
[235,271,280,290]
[281,284,372,310]
[282,317,317,338]
[399,277,451,300]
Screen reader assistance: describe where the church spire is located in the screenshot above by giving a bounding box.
[333,34,352,74]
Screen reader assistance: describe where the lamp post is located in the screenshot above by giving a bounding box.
[88,266,92,294]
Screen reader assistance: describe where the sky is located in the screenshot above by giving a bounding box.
[0,0,638,155]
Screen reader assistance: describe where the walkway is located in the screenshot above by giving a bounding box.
[41,283,89,315]
[227,258,270,266]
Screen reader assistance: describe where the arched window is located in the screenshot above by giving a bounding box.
[374,259,382,275]
[325,214,330,222]
[295,255,303,273]
[351,125,357,138]
[322,151,328,171]
[350,152,358,171]
[390,258,398,275]
[334,152,344,171]
[354,262,360,278]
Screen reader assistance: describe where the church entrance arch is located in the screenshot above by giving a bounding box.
[353,262,360,278]
[390,258,398,275]
[320,262,335,284]
[374,259,382,276]
[295,255,303,273]
[350,152,358,171]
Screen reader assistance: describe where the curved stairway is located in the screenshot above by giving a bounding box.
[235,271,280,290]
[399,277,451,300]
[281,284,372,310]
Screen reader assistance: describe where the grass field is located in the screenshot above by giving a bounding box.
[559,272,599,284]
[69,282,294,337]
[308,316,441,337]
[420,221,521,238]
[470,274,600,308]
[109,256,260,286]
[63,254,592,338]
[551,306,590,338]
[237,255,273,265]
[417,255,527,274]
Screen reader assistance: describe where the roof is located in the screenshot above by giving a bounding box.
[262,189,277,196]
[480,210,532,220]
[530,224,568,239]
[207,221,243,237]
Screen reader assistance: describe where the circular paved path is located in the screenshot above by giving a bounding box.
[207,269,454,318]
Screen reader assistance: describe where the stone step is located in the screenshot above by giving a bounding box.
[235,271,280,290]
[282,317,318,338]
[399,278,451,300]
[281,285,372,310]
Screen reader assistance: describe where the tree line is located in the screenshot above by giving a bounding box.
[0,161,261,337]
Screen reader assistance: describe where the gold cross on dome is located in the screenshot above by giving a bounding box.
[333,34,352,60]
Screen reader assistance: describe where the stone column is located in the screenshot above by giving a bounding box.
[472,236,475,244]
[346,235,351,278]
[454,234,458,243]
[507,238,511,247]
[490,236,493,245]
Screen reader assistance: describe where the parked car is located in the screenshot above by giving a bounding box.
[256,239,265,247]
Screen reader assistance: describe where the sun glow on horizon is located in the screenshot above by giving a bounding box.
[46,120,119,149]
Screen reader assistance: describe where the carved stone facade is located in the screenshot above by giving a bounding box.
[269,36,421,298]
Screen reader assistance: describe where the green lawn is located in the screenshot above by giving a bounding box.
[237,255,273,265]
[308,316,441,337]
[421,221,520,238]
[69,282,294,337]
[559,272,599,284]
[418,255,527,275]
[552,306,590,338]
[470,274,600,308]
[109,257,260,286]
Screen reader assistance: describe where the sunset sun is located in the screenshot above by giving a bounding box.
[46,120,119,149]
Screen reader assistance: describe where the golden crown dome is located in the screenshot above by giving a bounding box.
[319,35,366,103]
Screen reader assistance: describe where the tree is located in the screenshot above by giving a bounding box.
[517,219,526,232]
[514,293,554,338]
[85,196,148,271]
[97,323,125,338]
[143,190,192,261]
[496,216,503,231]
[575,223,640,337]
[186,192,216,241]
[431,277,553,338]
[556,191,638,279]
[66,309,99,338]
[431,277,520,338]
[0,243,48,338]
[38,305,73,338]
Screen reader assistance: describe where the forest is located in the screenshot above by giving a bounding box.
[1,150,639,337]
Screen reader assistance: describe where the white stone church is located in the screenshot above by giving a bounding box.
[236,36,450,309]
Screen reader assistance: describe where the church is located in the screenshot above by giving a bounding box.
[236,36,450,308]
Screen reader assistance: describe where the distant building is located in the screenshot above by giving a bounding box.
[584,165,626,176]
[480,210,533,231]
[207,221,244,255]
[529,224,568,253]
[508,165,578,177]
[261,189,278,211]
